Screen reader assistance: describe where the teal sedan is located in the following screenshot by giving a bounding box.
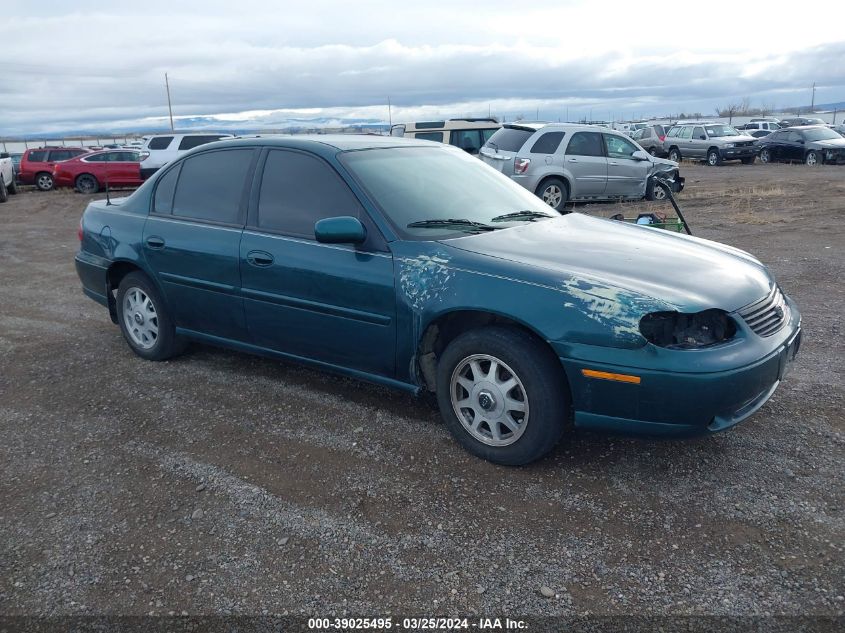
[75,136,801,465]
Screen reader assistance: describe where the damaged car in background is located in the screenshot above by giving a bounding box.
[479,123,683,212]
[75,136,800,466]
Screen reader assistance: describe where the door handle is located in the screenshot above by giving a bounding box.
[145,236,165,249]
[246,250,274,267]
[567,158,578,162]
[609,161,619,166]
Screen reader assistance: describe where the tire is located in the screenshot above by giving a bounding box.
[116,272,185,361]
[707,149,722,166]
[760,148,771,164]
[535,178,569,213]
[435,326,569,466]
[668,148,681,162]
[0,178,7,203]
[8,177,18,194]
[805,150,819,166]
[646,177,669,201]
[76,174,99,194]
[741,157,755,165]
[35,172,54,191]
[647,146,658,157]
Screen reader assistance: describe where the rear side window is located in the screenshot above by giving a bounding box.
[178,135,224,150]
[48,150,75,162]
[171,149,253,224]
[484,127,533,152]
[27,150,48,162]
[566,132,604,157]
[414,132,444,142]
[257,150,363,238]
[529,132,565,154]
[148,136,174,150]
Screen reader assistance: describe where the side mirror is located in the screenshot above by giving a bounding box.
[631,149,650,161]
[315,216,366,244]
[0,152,9,159]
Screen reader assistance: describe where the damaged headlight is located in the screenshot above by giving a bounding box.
[639,309,737,349]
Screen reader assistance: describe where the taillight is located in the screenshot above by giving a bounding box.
[659,135,666,141]
[514,157,531,174]
[77,219,83,242]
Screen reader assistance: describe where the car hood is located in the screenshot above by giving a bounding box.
[441,213,772,313]
[810,138,845,149]
[647,156,678,172]
[723,134,756,142]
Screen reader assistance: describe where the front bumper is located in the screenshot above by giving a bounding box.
[720,146,758,160]
[560,325,801,437]
[821,149,845,165]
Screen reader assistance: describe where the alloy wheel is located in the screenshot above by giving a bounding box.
[37,174,53,190]
[450,354,529,447]
[542,185,562,208]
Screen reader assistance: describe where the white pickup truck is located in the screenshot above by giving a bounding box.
[0,151,18,202]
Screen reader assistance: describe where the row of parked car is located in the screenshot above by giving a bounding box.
[6,133,233,194]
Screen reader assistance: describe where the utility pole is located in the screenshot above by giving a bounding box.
[810,82,816,112]
[165,73,175,131]
[387,96,392,128]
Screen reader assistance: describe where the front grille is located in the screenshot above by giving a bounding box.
[735,141,754,148]
[738,287,789,337]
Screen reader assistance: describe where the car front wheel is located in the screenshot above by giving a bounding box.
[707,149,722,166]
[760,148,771,163]
[117,272,185,361]
[435,326,568,465]
[805,150,819,166]
[535,178,569,213]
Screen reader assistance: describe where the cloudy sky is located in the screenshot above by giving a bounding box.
[2,0,844,135]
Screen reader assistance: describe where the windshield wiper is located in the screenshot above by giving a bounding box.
[407,218,499,232]
[491,210,554,222]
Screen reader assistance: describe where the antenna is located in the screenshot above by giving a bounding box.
[165,73,175,131]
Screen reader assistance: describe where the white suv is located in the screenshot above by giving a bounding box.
[390,118,501,155]
[139,133,233,178]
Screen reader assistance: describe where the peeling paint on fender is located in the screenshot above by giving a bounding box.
[398,254,454,310]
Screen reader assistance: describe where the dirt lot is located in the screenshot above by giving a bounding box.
[0,164,843,619]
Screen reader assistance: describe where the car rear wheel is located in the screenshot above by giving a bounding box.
[648,146,658,156]
[0,178,7,203]
[35,172,53,191]
[760,148,771,164]
[535,178,569,213]
[707,149,722,166]
[116,272,185,361]
[435,326,568,466]
[76,174,99,194]
[8,178,18,194]
[805,150,819,166]
[668,148,681,162]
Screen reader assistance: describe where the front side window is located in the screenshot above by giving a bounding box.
[529,131,565,154]
[604,134,639,158]
[171,149,253,224]
[693,126,706,139]
[257,150,363,238]
[148,136,174,150]
[566,132,604,157]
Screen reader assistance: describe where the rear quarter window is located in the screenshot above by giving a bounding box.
[414,132,444,142]
[529,131,565,154]
[177,135,225,150]
[148,136,174,150]
[484,127,534,152]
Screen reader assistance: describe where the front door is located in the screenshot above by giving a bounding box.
[782,131,805,162]
[239,149,397,377]
[142,147,257,340]
[563,131,607,197]
[603,133,650,197]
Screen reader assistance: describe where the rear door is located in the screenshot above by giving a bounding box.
[142,147,258,340]
[603,133,649,197]
[783,131,805,161]
[239,148,396,376]
[562,131,607,197]
[479,126,535,176]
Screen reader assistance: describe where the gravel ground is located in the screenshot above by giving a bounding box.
[0,164,843,620]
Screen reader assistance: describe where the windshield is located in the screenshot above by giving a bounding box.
[705,125,741,137]
[340,146,555,240]
[803,128,841,141]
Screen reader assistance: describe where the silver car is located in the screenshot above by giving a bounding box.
[479,123,683,212]
[663,123,758,165]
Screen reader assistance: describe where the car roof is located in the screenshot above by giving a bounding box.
[196,134,439,153]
